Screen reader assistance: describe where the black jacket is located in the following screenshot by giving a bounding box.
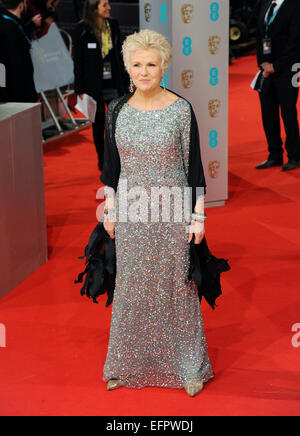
[256,0,300,74]
[0,9,37,103]
[73,19,128,102]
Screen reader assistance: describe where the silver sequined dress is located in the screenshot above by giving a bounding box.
[103,98,214,389]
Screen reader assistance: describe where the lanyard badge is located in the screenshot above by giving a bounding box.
[263,38,272,55]
[103,61,112,80]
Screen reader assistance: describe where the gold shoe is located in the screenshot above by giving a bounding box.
[107,379,125,391]
[184,379,204,397]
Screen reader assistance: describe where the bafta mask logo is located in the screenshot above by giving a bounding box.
[181,4,194,24]
[208,99,221,118]
[208,161,221,179]
[208,35,221,55]
[144,3,152,23]
[182,70,194,89]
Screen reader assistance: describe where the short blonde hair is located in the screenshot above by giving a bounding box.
[122,29,172,73]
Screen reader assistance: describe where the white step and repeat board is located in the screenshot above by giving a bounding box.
[140,0,229,206]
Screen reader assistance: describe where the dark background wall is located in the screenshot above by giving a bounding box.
[55,0,139,41]
[54,0,259,57]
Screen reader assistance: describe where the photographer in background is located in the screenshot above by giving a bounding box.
[0,0,38,103]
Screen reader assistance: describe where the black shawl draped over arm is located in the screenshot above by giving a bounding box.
[78,91,230,309]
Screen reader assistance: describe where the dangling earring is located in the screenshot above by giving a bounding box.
[161,74,166,91]
[130,78,135,93]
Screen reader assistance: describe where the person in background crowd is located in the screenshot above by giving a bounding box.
[24,0,59,39]
[255,0,300,171]
[73,0,129,173]
[0,0,38,103]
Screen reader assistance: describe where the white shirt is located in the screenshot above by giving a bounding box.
[265,0,285,23]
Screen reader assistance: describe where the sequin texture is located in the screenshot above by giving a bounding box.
[102,98,214,389]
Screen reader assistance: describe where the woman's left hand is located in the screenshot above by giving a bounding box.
[188,220,205,245]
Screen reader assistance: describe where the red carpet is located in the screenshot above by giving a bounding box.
[0,55,300,416]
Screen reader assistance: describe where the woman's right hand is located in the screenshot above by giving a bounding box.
[32,14,42,27]
[104,220,115,239]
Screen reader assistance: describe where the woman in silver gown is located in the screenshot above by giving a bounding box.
[101,30,214,397]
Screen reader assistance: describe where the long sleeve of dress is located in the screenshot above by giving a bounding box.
[179,101,192,180]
